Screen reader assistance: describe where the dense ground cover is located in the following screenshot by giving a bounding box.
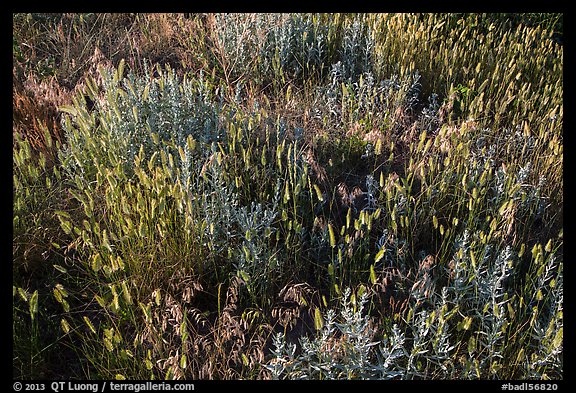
[13,13,562,379]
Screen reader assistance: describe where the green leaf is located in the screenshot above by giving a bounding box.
[117,58,126,81]
[60,318,71,334]
[346,207,352,229]
[499,200,510,216]
[327,263,334,278]
[95,295,107,309]
[314,308,324,331]
[106,172,117,189]
[261,145,267,166]
[375,248,385,264]
[83,316,97,334]
[294,182,301,195]
[357,284,367,299]
[121,280,132,305]
[313,184,324,201]
[370,264,377,284]
[470,250,476,268]
[507,302,516,320]
[490,361,502,375]
[138,222,147,238]
[59,218,72,235]
[406,307,414,324]
[458,315,473,331]
[239,270,251,283]
[111,285,120,311]
[17,287,28,302]
[155,290,161,306]
[91,253,102,272]
[468,335,476,354]
[140,302,152,323]
[328,224,336,248]
[59,105,79,117]
[536,289,544,301]
[552,327,563,349]
[102,229,112,252]
[283,181,290,203]
[29,290,39,320]
[545,239,553,252]
[104,336,114,352]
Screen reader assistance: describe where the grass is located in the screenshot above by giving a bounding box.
[13,12,562,380]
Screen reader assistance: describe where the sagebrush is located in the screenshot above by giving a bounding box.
[13,13,562,380]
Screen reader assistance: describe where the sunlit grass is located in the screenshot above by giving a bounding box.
[13,12,562,380]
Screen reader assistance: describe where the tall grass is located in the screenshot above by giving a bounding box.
[13,13,562,380]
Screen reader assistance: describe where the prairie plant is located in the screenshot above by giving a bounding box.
[317,64,421,132]
[14,13,562,380]
[266,288,398,379]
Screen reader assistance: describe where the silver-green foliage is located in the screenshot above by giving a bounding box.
[314,64,422,130]
[59,63,222,184]
[266,288,407,379]
[210,13,376,85]
[59,64,286,295]
[266,232,562,379]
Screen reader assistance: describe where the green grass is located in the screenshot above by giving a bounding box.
[13,13,562,380]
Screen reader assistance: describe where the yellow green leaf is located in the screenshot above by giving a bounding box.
[313,184,324,201]
[375,248,385,264]
[60,318,71,334]
[314,308,324,331]
[29,290,39,320]
[370,264,377,284]
[552,327,563,349]
[328,224,336,248]
[83,316,97,334]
